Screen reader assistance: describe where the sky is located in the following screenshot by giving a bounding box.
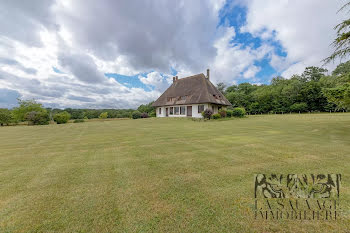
[0,0,347,109]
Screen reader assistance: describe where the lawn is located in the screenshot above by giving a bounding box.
[0,114,350,232]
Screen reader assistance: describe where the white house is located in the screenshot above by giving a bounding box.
[152,69,231,118]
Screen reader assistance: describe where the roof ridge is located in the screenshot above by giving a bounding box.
[177,73,205,80]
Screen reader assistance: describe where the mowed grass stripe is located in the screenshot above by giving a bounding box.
[0,114,349,232]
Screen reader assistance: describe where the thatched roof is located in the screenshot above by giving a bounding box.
[152,73,231,107]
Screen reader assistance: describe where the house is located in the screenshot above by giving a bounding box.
[152,69,231,118]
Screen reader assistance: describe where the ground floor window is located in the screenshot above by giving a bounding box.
[198,104,204,113]
[174,106,179,115]
[170,107,173,115]
[180,106,186,115]
[159,108,161,115]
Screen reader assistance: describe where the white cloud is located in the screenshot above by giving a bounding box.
[243,65,261,79]
[210,26,273,84]
[243,0,346,77]
[139,71,172,92]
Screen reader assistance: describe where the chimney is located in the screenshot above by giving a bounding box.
[173,76,176,83]
[206,68,210,80]
[176,76,178,81]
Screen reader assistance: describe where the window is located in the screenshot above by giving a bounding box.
[198,104,204,113]
[159,108,162,115]
[180,106,186,115]
[170,107,173,115]
[174,107,179,115]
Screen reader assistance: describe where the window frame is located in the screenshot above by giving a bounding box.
[170,107,173,115]
[174,106,179,115]
[159,108,162,115]
[198,104,204,113]
[180,106,186,115]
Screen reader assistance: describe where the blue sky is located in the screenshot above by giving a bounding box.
[0,0,344,108]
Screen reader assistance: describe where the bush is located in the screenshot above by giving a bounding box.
[0,109,13,126]
[53,111,71,124]
[99,112,108,119]
[232,107,246,118]
[141,112,149,118]
[290,102,308,113]
[226,110,233,117]
[25,111,50,125]
[212,113,221,119]
[149,111,156,117]
[132,111,141,119]
[218,109,227,118]
[73,119,84,123]
[201,108,213,119]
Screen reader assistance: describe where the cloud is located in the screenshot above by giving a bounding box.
[139,72,172,92]
[210,26,273,84]
[54,0,224,74]
[242,0,346,77]
[0,0,56,47]
[58,50,106,83]
[0,88,21,108]
[0,0,345,109]
[0,57,37,74]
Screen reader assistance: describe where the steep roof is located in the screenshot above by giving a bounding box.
[152,73,231,107]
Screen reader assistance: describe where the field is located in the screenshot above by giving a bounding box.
[0,114,350,232]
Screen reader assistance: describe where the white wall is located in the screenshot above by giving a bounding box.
[156,104,211,118]
[156,107,166,117]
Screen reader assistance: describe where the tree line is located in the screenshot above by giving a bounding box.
[217,61,350,114]
[0,99,156,126]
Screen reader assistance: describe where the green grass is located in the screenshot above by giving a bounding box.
[0,114,350,232]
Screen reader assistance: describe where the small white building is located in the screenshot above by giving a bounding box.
[152,69,231,118]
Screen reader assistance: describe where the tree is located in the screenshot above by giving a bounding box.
[99,112,108,119]
[137,102,155,116]
[25,111,50,125]
[0,109,13,126]
[216,82,227,94]
[290,103,308,113]
[332,60,350,76]
[54,111,71,124]
[323,83,350,110]
[301,67,328,82]
[132,111,141,119]
[324,2,350,63]
[12,99,46,122]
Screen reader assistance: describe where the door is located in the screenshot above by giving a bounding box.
[187,106,192,117]
[166,108,168,117]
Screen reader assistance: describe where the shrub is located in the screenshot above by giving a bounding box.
[53,111,71,124]
[201,108,213,119]
[25,111,50,125]
[218,109,227,118]
[149,111,156,117]
[141,112,149,118]
[232,107,246,118]
[99,112,108,119]
[73,119,84,123]
[84,116,88,120]
[212,113,221,119]
[290,103,308,113]
[132,111,141,119]
[226,110,233,117]
[0,109,13,126]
